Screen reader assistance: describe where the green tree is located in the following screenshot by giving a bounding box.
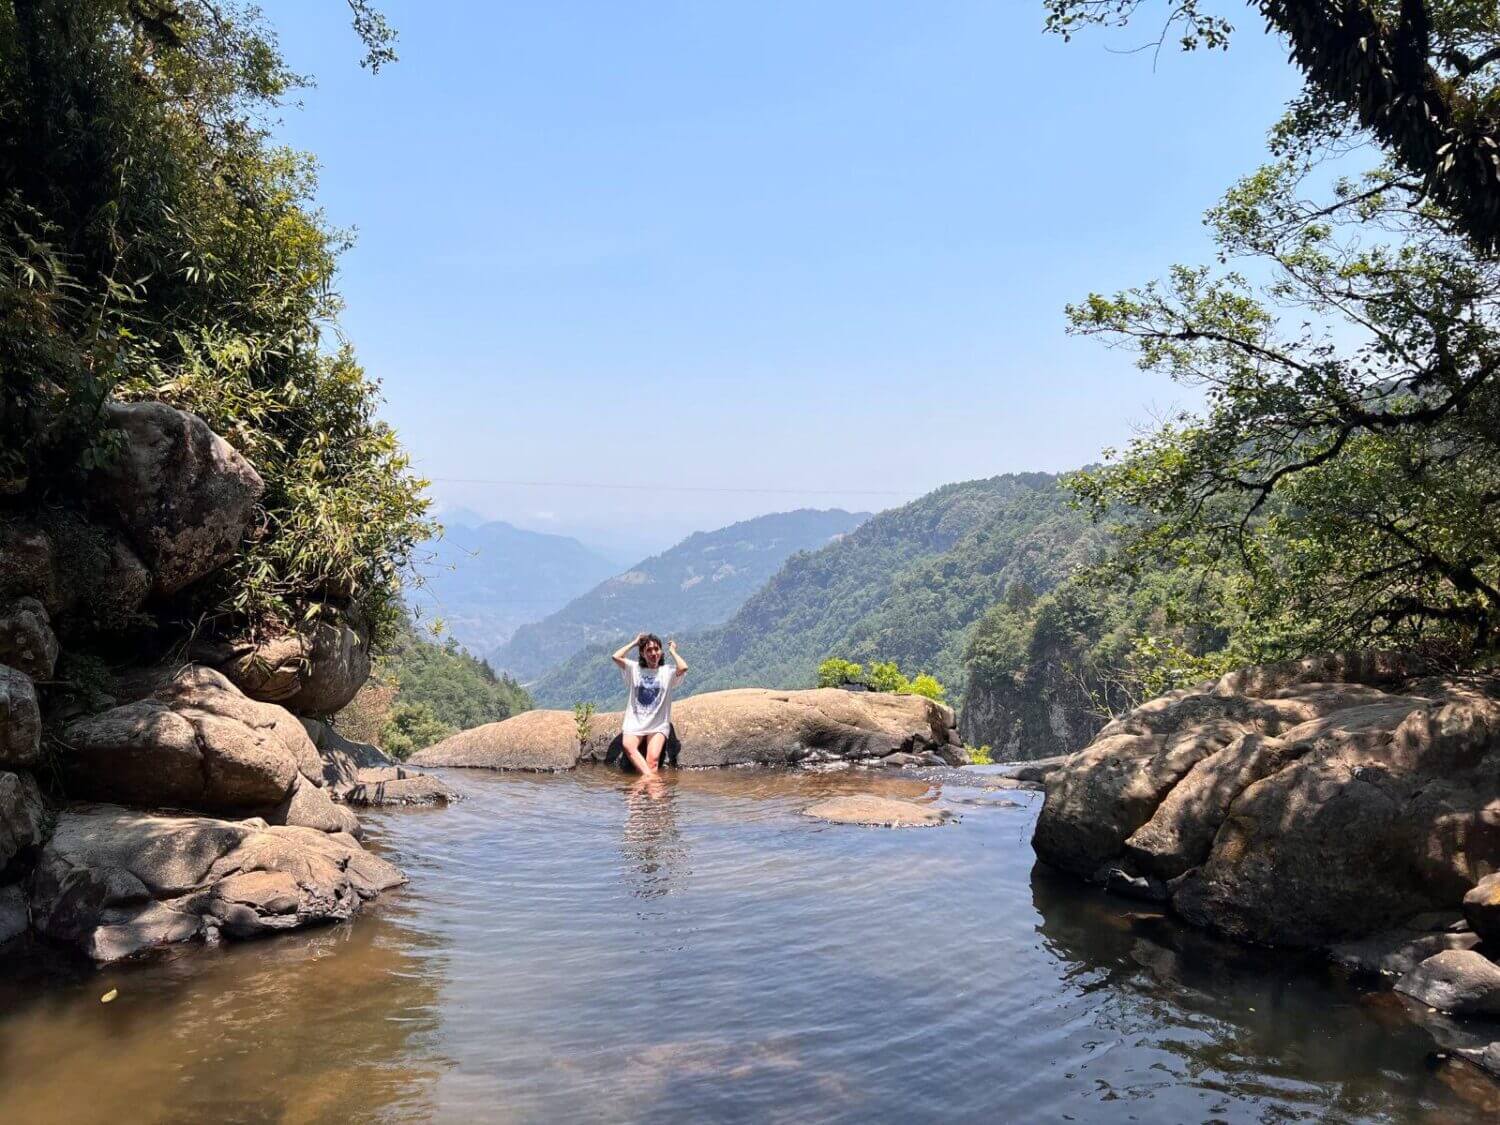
[1067,153,1500,662]
[899,673,947,702]
[1,0,428,648]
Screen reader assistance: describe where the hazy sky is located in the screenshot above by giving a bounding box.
[264,0,1298,558]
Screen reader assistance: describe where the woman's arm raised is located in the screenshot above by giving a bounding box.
[612,633,644,670]
[668,638,688,679]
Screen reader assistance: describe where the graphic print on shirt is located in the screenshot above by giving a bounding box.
[635,673,662,710]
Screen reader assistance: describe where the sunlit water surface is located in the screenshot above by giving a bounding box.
[1,764,1495,1124]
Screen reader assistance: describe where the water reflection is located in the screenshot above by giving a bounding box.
[1028,862,1485,1122]
[1,768,1493,1124]
[0,891,449,1124]
[621,774,688,901]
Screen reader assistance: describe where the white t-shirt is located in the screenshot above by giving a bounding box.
[620,658,679,736]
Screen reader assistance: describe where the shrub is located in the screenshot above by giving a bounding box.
[866,661,908,694]
[817,657,865,687]
[573,701,596,742]
[380,702,455,761]
[900,673,947,702]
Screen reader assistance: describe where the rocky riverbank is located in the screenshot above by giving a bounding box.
[0,400,457,963]
[1030,651,1500,1081]
[0,398,968,963]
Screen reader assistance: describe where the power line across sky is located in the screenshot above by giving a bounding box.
[425,476,908,497]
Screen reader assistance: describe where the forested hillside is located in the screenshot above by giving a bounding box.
[494,508,867,681]
[414,519,619,657]
[530,475,1100,708]
[338,615,532,758]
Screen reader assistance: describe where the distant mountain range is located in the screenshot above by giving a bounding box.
[412,520,621,656]
[493,508,869,680]
[528,474,1099,709]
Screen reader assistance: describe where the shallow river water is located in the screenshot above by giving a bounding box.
[1,764,1496,1124]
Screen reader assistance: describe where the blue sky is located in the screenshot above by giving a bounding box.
[264,0,1298,558]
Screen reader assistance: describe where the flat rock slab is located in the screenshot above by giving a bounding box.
[803,795,952,828]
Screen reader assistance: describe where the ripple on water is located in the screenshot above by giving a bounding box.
[0,763,1491,1124]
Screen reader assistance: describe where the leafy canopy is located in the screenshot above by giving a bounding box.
[1068,151,1500,660]
[1,0,426,645]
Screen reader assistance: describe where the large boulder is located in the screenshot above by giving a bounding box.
[88,400,264,596]
[411,688,960,771]
[0,769,46,871]
[0,664,40,769]
[412,708,584,770]
[1464,874,1500,945]
[665,688,957,767]
[0,597,57,681]
[0,512,150,639]
[202,610,370,716]
[1032,654,1500,948]
[29,803,403,961]
[56,666,352,834]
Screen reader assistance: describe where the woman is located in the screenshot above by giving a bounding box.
[611,632,687,775]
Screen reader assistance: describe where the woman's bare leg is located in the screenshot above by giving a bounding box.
[622,733,652,775]
[644,732,667,772]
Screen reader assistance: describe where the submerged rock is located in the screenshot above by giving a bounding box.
[1032,653,1500,948]
[342,767,458,807]
[29,804,404,962]
[1330,928,1481,978]
[413,688,960,772]
[803,794,951,827]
